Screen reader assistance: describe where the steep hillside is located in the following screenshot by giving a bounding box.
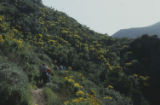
[112,22,160,38]
[0,0,156,105]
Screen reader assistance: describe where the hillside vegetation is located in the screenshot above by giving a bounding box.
[0,0,159,105]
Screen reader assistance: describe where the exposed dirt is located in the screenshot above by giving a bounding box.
[31,89,46,105]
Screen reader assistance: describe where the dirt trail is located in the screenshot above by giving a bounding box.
[31,89,46,105]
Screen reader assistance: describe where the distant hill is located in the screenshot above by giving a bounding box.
[112,22,160,38]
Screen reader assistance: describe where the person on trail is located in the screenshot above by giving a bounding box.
[46,67,51,82]
[40,64,51,84]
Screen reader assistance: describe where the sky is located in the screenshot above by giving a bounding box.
[42,0,160,35]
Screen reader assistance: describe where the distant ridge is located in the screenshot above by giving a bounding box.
[112,22,160,38]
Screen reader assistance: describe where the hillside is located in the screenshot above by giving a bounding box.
[0,0,159,105]
[112,22,160,38]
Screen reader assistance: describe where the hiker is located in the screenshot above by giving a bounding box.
[59,65,63,70]
[59,65,66,70]
[46,67,51,82]
[40,64,51,84]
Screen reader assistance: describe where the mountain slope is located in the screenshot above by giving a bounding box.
[112,22,160,38]
[0,0,152,105]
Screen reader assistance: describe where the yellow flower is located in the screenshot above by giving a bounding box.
[104,96,112,100]
[74,83,83,88]
[86,93,90,96]
[13,39,23,47]
[79,97,85,101]
[64,77,75,83]
[0,34,4,43]
[125,62,132,66]
[133,74,138,77]
[0,15,4,22]
[68,78,75,83]
[61,30,68,34]
[13,28,19,33]
[76,90,85,96]
[107,85,114,89]
[17,40,23,46]
[68,76,73,79]
[50,23,55,27]
[64,101,69,105]
[90,89,96,96]
[74,34,80,39]
[38,33,43,38]
[72,97,86,103]
[40,21,45,25]
[139,75,149,81]
[72,98,80,103]
[105,62,113,70]
[64,77,68,80]
[87,94,101,105]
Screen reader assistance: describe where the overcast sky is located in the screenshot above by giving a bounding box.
[42,0,160,35]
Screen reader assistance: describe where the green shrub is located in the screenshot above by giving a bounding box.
[43,87,62,105]
[67,102,89,105]
[0,63,32,105]
[102,89,133,105]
